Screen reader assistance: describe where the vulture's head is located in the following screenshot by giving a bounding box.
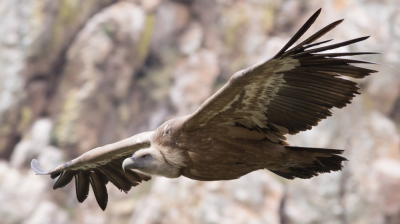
[122,147,182,178]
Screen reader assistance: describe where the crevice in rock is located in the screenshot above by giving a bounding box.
[279,187,290,224]
[1,132,22,160]
[25,0,121,117]
[43,0,120,114]
[389,95,400,124]
[339,161,350,224]
[171,0,196,6]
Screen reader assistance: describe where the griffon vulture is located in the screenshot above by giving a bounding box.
[31,9,378,210]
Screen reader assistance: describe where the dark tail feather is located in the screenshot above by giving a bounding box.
[285,145,344,154]
[269,146,347,180]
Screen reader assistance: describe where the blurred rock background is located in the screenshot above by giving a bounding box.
[0,0,399,223]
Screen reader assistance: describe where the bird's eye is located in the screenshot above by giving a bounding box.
[143,154,150,159]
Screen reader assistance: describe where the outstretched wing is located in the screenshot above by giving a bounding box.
[31,131,153,210]
[184,9,378,142]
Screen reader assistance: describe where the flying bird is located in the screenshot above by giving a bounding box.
[31,9,378,210]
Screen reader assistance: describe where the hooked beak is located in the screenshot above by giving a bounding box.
[122,156,136,172]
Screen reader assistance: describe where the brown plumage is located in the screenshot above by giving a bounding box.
[31,9,378,210]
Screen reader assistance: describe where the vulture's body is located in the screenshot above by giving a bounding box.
[31,9,379,210]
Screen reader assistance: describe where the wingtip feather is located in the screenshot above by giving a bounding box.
[31,159,51,175]
[274,8,322,58]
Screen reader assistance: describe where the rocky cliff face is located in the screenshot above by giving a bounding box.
[1,0,399,223]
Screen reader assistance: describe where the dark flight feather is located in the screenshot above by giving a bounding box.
[282,19,343,56]
[309,52,379,58]
[98,166,132,192]
[301,39,333,50]
[274,8,321,58]
[294,36,370,57]
[53,171,75,190]
[50,172,61,179]
[89,171,108,211]
[75,171,90,203]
